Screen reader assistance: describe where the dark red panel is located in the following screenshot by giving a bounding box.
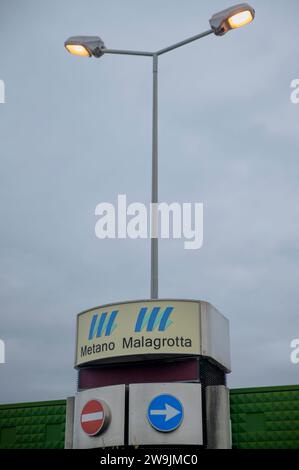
[78,358,199,391]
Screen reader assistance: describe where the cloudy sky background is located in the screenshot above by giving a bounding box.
[0,0,299,403]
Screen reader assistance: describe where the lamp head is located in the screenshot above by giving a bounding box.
[209,3,255,36]
[65,36,106,57]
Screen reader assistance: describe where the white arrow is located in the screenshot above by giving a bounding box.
[150,403,181,422]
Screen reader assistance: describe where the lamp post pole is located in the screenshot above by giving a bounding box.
[151,53,158,299]
[103,30,214,300]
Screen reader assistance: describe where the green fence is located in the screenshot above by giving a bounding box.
[0,400,66,449]
[1,385,299,449]
[231,385,299,449]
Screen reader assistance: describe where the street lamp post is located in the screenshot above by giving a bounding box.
[65,3,255,300]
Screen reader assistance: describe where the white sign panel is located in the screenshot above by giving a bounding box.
[73,385,125,449]
[129,383,203,446]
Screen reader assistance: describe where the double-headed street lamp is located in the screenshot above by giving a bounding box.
[65,3,255,300]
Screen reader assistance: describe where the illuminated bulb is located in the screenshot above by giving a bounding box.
[228,10,254,29]
[65,44,91,57]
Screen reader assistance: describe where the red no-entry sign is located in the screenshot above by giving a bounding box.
[80,399,106,436]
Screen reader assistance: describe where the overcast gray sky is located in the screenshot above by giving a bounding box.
[0,0,299,404]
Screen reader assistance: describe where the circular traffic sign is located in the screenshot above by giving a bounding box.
[147,394,184,432]
[80,399,109,436]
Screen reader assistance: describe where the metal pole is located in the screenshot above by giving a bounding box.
[151,54,158,299]
[102,29,214,300]
[156,29,213,55]
[103,48,153,57]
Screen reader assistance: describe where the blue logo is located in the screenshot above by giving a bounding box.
[134,306,173,332]
[88,310,118,339]
[147,394,184,432]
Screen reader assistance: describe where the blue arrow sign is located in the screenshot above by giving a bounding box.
[147,394,184,432]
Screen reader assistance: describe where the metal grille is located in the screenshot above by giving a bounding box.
[199,357,226,388]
